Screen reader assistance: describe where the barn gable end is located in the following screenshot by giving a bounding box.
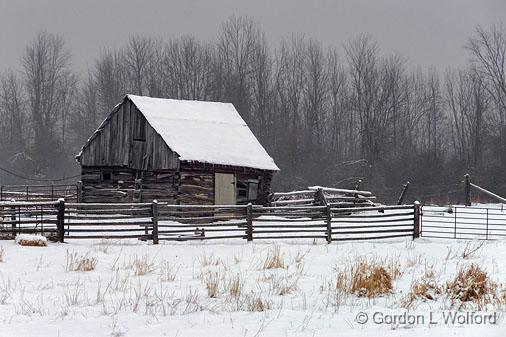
[78,98,179,171]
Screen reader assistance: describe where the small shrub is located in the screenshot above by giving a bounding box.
[0,246,4,262]
[263,244,285,269]
[350,261,393,298]
[446,264,496,305]
[15,234,47,247]
[65,251,98,272]
[461,242,485,259]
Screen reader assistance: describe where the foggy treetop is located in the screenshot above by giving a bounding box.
[1,0,505,72]
[0,15,505,203]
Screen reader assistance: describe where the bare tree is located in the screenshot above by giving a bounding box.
[94,48,127,117]
[22,31,75,171]
[125,35,154,95]
[164,36,214,100]
[446,68,489,170]
[0,71,26,155]
[466,25,506,126]
[217,16,262,123]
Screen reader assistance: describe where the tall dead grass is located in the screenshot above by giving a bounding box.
[446,264,498,308]
[0,246,4,263]
[263,244,285,269]
[350,261,393,297]
[331,258,399,299]
[129,254,157,276]
[65,251,97,272]
[402,267,441,308]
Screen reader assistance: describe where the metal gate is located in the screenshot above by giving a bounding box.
[420,205,506,240]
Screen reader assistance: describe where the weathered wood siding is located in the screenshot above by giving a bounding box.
[81,167,178,203]
[79,99,179,170]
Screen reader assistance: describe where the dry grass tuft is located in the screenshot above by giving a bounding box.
[159,261,179,282]
[245,293,271,312]
[130,254,157,276]
[0,246,4,263]
[350,261,393,298]
[445,264,497,306]
[65,251,98,272]
[198,252,221,267]
[227,274,242,298]
[205,271,220,298]
[263,244,285,269]
[402,269,441,308]
[16,236,47,247]
[412,281,441,301]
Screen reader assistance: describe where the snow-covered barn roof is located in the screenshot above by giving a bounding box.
[79,95,279,171]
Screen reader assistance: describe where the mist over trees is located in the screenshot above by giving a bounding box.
[1,17,505,203]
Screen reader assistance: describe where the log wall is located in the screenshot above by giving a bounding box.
[81,164,274,205]
[81,167,178,203]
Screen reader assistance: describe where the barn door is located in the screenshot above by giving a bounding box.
[214,173,236,205]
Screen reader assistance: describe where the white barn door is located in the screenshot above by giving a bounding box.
[215,173,236,205]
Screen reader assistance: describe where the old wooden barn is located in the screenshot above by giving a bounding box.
[76,95,279,204]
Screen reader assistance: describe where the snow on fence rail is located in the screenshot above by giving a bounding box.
[270,186,376,208]
[1,200,423,243]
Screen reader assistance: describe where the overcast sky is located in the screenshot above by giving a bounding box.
[0,0,505,73]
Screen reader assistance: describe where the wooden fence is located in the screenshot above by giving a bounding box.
[1,199,419,243]
[0,184,78,202]
[0,201,59,238]
[270,186,376,208]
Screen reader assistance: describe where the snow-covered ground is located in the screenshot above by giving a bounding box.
[0,237,505,337]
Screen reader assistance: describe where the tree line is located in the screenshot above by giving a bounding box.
[1,17,505,202]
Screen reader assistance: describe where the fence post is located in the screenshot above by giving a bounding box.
[454,207,457,239]
[486,208,489,240]
[413,201,421,239]
[397,181,410,205]
[246,203,253,241]
[56,198,65,243]
[76,181,83,203]
[10,198,16,232]
[315,188,327,206]
[326,204,332,244]
[151,200,159,244]
[464,174,471,206]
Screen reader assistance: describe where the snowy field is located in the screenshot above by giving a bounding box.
[0,237,505,337]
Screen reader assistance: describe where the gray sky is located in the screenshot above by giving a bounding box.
[0,0,505,73]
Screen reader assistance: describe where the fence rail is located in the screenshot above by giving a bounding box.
[0,199,421,243]
[0,184,78,202]
[420,205,506,240]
